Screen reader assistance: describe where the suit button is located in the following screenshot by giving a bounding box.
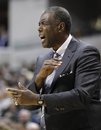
[60,108,64,111]
[55,108,60,111]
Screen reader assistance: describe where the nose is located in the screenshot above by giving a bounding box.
[38,25,43,32]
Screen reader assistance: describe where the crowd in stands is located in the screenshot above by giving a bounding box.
[0,62,41,130]
[0,25,8,47]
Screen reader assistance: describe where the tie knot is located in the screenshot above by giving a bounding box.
[54,53,60,58]
[50,50,61,59]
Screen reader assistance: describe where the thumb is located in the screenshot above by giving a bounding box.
[18,82,26,90]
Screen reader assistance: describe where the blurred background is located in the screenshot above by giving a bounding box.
[0,0,101,130]
[0,0,101,68]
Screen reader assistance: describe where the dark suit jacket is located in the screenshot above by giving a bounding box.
[28,37,101,130]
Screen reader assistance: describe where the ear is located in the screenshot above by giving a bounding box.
[58,22,65,32]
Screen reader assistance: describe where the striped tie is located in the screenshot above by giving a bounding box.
[45,52,61,93]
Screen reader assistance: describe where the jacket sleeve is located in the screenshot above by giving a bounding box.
[42,46,101,115]
[27,56,41,93]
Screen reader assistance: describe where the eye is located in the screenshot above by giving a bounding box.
[39,21,50,26]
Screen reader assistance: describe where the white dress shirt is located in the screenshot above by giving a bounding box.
[45,34,72,88]
[40,34,72,130]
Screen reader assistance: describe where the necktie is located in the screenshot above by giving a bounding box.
[54,52,60,58]
[50,50,60,59]
[40,52,61,130]
[45,52,60,93]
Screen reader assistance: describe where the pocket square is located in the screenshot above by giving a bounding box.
[59,70,73,77]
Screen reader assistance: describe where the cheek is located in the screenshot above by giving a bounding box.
[49,33,57,43]
[45,29,56,46]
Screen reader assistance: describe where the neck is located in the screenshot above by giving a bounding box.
[53,34,69,51]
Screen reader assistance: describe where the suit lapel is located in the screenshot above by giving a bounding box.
[49,38,78,92]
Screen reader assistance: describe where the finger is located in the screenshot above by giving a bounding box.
[12,93,22,98]
[18,82,26,90]
[44,60,62,66]
[51,61,62,67]
[6,88,18,95]
[6,87,12,91]
[53,57,62,61]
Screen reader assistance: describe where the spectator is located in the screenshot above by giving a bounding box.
[26,122,40,130]
[0,25,8,47]
[18,109,31,127]
[0,122,14,130]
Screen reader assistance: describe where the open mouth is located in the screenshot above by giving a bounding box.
[40,36,45,43]
[41,36,45,40]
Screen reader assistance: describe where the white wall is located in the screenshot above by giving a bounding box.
[0,0,101,68]
[9,0,47,48]
[5,0,49,68]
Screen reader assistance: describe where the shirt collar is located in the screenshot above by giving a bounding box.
[56,34,72,57]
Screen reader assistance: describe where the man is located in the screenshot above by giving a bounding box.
[7,6,101,130]
[18,109,31,127]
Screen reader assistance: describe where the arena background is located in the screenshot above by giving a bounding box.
[0,0,101,68]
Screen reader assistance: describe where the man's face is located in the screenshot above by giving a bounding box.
[38,12,59,48]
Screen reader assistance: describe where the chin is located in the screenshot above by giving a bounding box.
[42,44,48,48]
[42,43,49,48]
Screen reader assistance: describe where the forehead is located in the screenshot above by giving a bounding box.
[39,12,55,22]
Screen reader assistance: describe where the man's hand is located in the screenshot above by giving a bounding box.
[35,58,62,88]
[6,82,39,106]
